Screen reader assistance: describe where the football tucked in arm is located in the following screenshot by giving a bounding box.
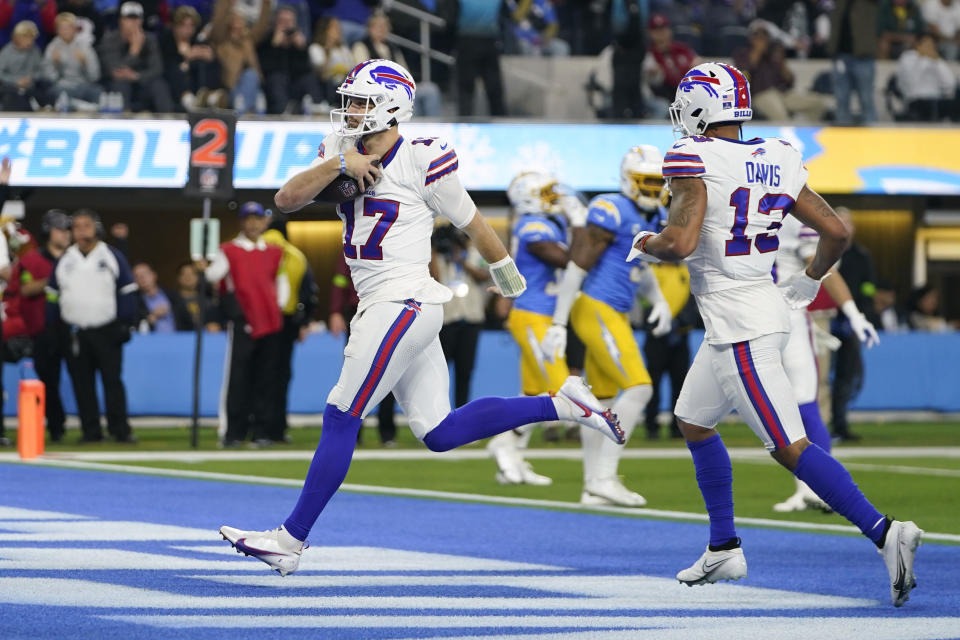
[313,159,381,204]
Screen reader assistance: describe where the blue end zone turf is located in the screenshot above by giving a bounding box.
[0,463,957,639]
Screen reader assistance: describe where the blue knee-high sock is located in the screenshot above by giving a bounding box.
[798,401,831,453]
[794,443,887,545]
[688,434,737,548]
[422,396,557,452]
[283,404,361,541]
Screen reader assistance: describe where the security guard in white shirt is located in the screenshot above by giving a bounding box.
[46,210,138,443]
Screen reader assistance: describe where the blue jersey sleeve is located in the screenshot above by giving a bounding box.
[586,197,623,234]
[515,218,560,244]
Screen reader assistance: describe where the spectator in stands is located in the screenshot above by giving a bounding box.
[505,0,570,56]
[47,209,137,444]
[169,0,216,23]
[874,279,908,332]
[33,209,70,442]
[733,19,828,121]
[643,13,697,117]
[315,0,378,44]
[198,201,286,448]
[350,11,442,116]
[327,251,398,446]
[209,0,270,113]
[57,0,104,45]
[173,261,221,331]
[700,0,753,57]
[99,2,174,112]
[830,207,878,442]
[432,225,489,408]
[309,16,353,103]
[879,0,925,59]
[263,216,316,444]
[160,5,223,111]
[455,0,506,116]
[896,32,958,120]
[45,12,101,111]
[828,0,878,124]
[610,0,646,118]
[133,262,179,333]
[923,0,960,59]
[907,284,955,331]
[258,3,320,114]
[0,21,53,111]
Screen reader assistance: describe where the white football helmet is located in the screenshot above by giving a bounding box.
[620,145,667,210]
[331,59,416,136]
[507,171,562,216]
[669,62,753,137]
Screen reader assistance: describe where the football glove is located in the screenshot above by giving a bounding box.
[841,300,880,348]
[779,271,826,309]
[540,324,567,364]
[626,230,660,263]
[648,300,673,337]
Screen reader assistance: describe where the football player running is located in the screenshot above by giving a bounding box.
[487,171,587,486]
[772,215,880,512]
[219,59,624,575]
[541,146,673,508]
[630,61,920,606]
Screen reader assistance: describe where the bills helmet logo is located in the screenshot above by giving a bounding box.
[369,65,415,99]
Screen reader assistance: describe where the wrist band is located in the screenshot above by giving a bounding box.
[338,153,346,175]
[639,233,652,253]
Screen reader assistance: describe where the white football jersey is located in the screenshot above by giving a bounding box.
[663,135,809,344]
[313,132,477,312]
[776,215,819,283]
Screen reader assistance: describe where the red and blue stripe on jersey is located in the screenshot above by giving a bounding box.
[662,151,705,177]
[425,150,458,186]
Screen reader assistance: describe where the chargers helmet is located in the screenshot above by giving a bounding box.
[507,171,563,216]
[620,145,667,210]
[669,62,752,137]
[331,59,416,136]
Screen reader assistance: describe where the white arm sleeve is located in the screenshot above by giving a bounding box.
[425,170,477,228]
[551,262,587,326]
[636,266,666,305]
[205,249,229,284]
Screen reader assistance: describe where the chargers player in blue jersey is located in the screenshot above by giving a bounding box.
[487,171,588,485]
[541,146,673,507]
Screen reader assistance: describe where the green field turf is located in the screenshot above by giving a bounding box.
[42,420,960,452]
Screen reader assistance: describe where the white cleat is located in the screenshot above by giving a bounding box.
[219,524,306,576]
[880,519,922,607]
[581,477,647,507]
[519,461,552,486]
[554,377,624,444]
[773,488,832,513]
[677,546,747,586]
[488,432,524,485]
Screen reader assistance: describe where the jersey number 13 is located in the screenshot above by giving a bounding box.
[724,188,795,257]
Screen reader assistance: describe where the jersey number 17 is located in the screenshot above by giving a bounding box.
[341,198,400,260]
[724,188,795,257]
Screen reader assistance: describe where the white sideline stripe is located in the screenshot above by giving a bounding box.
[736,459,960,478]
[14,457,960,543]
[6,445,960,463]
[95,615,960,639]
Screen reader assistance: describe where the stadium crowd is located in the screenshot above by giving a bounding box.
[0,0,957,121]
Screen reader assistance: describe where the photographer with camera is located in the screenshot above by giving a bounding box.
[257,4,321,114]
[431,224,490,408]
[46,209,138,444]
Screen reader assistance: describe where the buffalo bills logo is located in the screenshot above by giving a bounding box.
[751,147,766,157]
[369,65,415,99]
[678,70,720,98]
